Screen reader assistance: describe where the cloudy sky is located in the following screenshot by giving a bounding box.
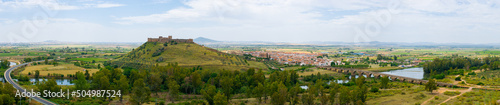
[1,0,499,44]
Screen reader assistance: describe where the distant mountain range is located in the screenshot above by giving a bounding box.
[1,37,499,48]
[193,37,500,48]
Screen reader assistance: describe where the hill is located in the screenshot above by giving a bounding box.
[113,42,267,70]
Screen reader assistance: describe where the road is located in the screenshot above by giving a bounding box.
[4,62,57,105]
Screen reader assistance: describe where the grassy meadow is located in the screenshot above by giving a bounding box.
[20,64,99,76]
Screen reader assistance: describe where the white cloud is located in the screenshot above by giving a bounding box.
[94,3,125,8]
[0,0,124,11]
[3,0,500,44]
[113,0,500,43]
[116,0,373,25]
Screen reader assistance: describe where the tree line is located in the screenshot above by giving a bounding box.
[423,54,500,77]
[30,61,387,104]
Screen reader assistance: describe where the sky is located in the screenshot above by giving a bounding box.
[1,0,500,44]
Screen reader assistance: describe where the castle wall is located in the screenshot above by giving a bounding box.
[147,36,194,43]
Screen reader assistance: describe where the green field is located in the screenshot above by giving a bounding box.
[71,58,109,62]
[445,90,500,105]
[464,70,500,86]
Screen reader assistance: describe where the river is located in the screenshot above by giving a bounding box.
[1,78,74,85]
[379,67,424,79]
[302,67,425,90]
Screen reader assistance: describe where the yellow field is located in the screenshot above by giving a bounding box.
[297,67,343,76]
[21,64,99,76]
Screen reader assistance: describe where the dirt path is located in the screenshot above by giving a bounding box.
[439,87,473,104]
[421,86,473,105]
[421,94,435,105]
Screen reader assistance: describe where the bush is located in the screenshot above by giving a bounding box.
[476,82,484,85]
[460,81,466,84]
[444,91,460,96]
[370,87,379,93]
[413,93,426,100]
[455,77,461,81]
[467,72,476,75]
[432,74,445,79]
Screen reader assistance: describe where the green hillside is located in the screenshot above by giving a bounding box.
[113,42,265,70]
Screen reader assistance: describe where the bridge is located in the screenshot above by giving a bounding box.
[318,66,464,88]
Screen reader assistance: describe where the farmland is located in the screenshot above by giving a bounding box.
[20,64,99,77]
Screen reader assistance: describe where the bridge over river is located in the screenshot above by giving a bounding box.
[318,66,466,88]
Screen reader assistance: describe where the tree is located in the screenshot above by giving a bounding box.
[84,70,90,80]
[44,58,48,65]
[36,79,61,98]
[290,70,299,85]
[213,92,228,105]
[339,87,351,105]
[35,70,40,79]
[356,85,368,103]
[219,76,233,101]
[74,72,90,90]
[481,64,489,71]
[191,72,202,94]
[425,79,438,93]
[0,94,15,105]
[301,93,315,105]
[149,73,162,96]
[130,79,151,104]
[380,76,389,89]
[201,85,217,105]
[253,83,265,103]
[271,83,288,105]
[329,84,338,105]
[168,80,180,103]
[288,85,301,105]
[356,76,365,88]
[320,92,329,105]
[0,59,9,69]
[114,75,129,102]
[243,86,252,101]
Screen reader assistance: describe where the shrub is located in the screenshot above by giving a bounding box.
[413,93,426,100]
[432,74,445,79]
[467,72,476,75]
[476,82,484,85]
[444,91,460,96]
[455,77,461,81]
[370,87,379,93]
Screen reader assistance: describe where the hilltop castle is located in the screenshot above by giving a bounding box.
[147,36,194,43]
